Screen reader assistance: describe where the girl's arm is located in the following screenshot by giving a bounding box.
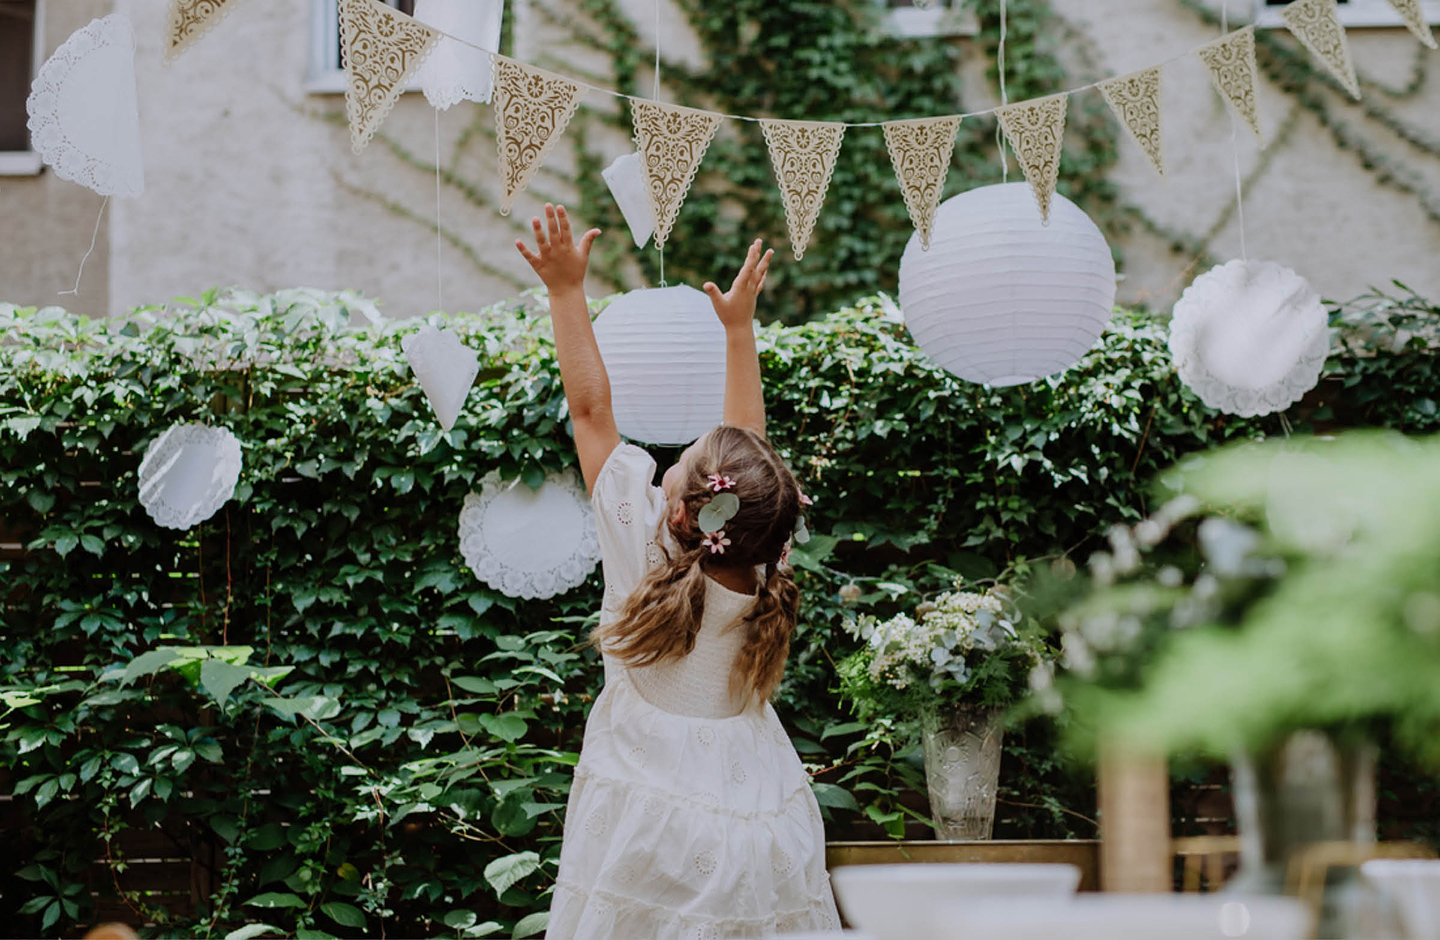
[516,204,620,494]
[702,239,774,435]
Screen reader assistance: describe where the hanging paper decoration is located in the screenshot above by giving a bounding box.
[137,424,243,530]
[401,323,480,431]
[759,119,846,261]
[1098,67,1164,177]
[459,469,600,600]
[602,152,656,249]
[997,94,1068,223]
[592,286,726,445]
[412,0,504,109]
[1282,0,1361,100]
[1168,259,1330,418]
[630,100,722,250]
[1384,0,1437,49]
[1198,26,1262,138]
[25,14,144,198]
[163,0,248,62]
[339,0,440,154]
[492,57,584,215]
[898,183,1116,387]
[881,116,961,251]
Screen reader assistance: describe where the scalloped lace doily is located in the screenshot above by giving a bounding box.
[26,14,144,198]
[1169,260,1331,418]
[459,469,600,600]
[137,424,243,530]
[401,323,480,431]
[413,0,503,109]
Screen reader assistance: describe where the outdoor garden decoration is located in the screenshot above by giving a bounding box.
[458,468,600,600]
[136,423,243,530]
[631,100,723,250]
[1168,260,1330,418]
[413,0,504,110]
[26,14,145,198]
[339,0,441,153]
[400,323,480,431]
[591,286,726,445]
[603,152,656,249]
[897,184,1117,387]
[163,0,249,61]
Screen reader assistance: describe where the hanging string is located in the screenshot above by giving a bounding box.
[59,197,108,297]
[654,0,665,286]
[1221,1,1249,261]
[996,0,1010,183]
[435,107,444,314]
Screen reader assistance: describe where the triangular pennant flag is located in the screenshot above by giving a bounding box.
[759,119,846,261]
[881,116,961,250]
[1098,67,1164,177]
[339,0,440,154]
[997,94,1068,223]
[164,0,248,62]
[1384,0,1437,49]
[492,57,584,215]
[1283,0,1361,100]
[630,100,722,250]
[1198,27,1262,137]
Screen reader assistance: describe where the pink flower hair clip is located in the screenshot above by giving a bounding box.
[702,530,731,554]
[797,488,813,507]
[707,473,736,493]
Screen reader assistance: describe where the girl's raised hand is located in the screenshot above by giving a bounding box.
[703,239,774,331]
[515,204,601,294]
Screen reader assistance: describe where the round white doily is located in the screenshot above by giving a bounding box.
[137,424,243,530]
[459,468,600,600]
[26,14,144,198]
[1169,259,1331,418]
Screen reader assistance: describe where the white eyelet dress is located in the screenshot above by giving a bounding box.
[546,443,841,940]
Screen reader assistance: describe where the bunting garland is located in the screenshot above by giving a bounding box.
[882,116,961,250]
[492,57,584,215]
[630,100,722,250]
[163,0,246,62]
[1384,0,1438,50]
[339,0,440,154]
[1282,0,1361,100]
[760,119,846,261]
[1198,26,1262,138]
[997,94,1068,223]
[1098,67,1164,177]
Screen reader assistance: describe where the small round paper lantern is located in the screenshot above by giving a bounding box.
[592,285,725,445]
[898,183,1116,386]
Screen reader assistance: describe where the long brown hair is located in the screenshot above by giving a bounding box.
[593,426,802,705]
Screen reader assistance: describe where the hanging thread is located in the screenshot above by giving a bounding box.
[435,107,444,314]
[60,197,108,297]
[654,0,666,285]
[996,0,1010,183]
[1221,2,1249,261]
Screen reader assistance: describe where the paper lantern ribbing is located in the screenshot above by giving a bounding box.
[137,424,242,530]
[1168,259,1330,418]
[459,469,600,600]
[592,286,726,445]
[898,183,1116,387]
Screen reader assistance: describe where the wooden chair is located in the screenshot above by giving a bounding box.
[1172,835,1242,893]
[1286,841,1437,911]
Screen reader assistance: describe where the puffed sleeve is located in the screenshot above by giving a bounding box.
[590,442,669,621]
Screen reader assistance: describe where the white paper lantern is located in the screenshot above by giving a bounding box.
[137,424,242,530]
[602,152,655,249]
[592,285,725,445]
[898,183,1116,387]
[402,323,480,431]
[459,469,600,600]
[1168,259,1330,418]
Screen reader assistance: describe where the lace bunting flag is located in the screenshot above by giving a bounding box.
[1384,0,1437,49]
[339,0,440,154]
[1283,0,1361,100]
[997,94,1068,223]
[1098,67,1164,176]
[630,100,722,249]
[493,57,584,215]
[759,119,846,261]
[882,116,961,250]
[1198,27,1262,137]
[164,0,247,62]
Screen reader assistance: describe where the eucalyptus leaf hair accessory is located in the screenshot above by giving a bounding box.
[697,491,739,534]
[702,530,731,554]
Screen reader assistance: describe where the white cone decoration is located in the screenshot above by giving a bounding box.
[592,286,726,445]
[137,424,243,530]
[459,468,600,600]
[1169,259,1330,418]
[401,323,480,431]
[898,183,1116,387]
[413,0,504,109]
[26,14,144,198]
[602,152,656,249]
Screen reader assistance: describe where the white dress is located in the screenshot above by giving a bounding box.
[546,443,841,940]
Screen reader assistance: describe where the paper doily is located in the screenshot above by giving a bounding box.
[137,424,243,530]
[26,14,144,198]
[459,469,600,600]
[413,0,503,109]
[1169,260,1331,418]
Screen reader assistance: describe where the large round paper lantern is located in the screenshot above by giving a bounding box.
[592,285,725,445]
[898,183,1116,387]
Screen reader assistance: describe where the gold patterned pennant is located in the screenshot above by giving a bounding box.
[1384,0,1437,49]
[164,0,248,61]
[1098,67,1164,177]
[881,116,960,251]
[759,119,846,261]
[492,57,584,215]
[1283,0,1361,100]
[339,0,440,154]
[630,100,722,250]
[997,94,1068,223]
[1198,27,1262,137]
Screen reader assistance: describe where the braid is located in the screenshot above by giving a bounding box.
[732,561,800,704]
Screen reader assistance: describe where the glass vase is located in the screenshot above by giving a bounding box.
[921,704,1004,841]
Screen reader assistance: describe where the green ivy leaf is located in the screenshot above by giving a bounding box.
[511,911,549,939]
[200,658,253,707]
[320,901,366,928]
[245,891,307,909]
[483,851,539,897]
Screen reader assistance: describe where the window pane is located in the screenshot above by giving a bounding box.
[0,0,36,152]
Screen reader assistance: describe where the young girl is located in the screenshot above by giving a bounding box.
[516,205,841,939]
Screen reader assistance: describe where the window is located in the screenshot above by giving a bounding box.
[0,0,44,174]
[879,0,980,39]
[308,0,416,93]
[1255,0,1440,29]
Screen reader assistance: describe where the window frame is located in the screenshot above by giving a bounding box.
[878,0,980,39]
[1254,0,1440,29]
[0,0,45,175]
[307,0,422,94]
